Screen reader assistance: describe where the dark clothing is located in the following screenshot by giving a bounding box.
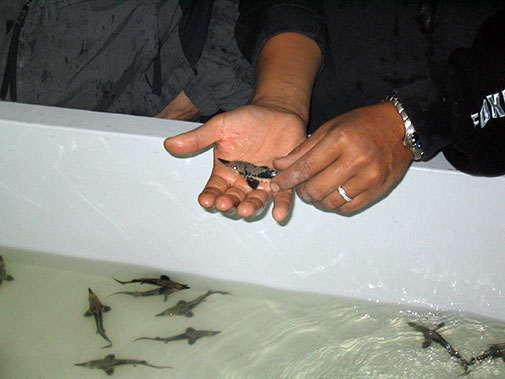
[237,1,505,176]
[0,0,253,118]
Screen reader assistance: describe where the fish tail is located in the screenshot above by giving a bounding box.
[133,336,155,342]
[213,290,232,296]
[143,363,173,369]
[112,277,130,285]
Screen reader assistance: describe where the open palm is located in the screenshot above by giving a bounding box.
[164,103,306,221]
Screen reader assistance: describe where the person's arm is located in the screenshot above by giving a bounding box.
[271,8,505,215]
[396,8,505,176]
[164,31,322,221]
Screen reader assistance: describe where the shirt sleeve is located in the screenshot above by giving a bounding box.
[235,0,327,70]
[396,8,505,176]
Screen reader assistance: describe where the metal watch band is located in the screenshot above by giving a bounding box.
[385,95,424,161]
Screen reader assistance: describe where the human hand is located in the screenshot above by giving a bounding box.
[270,102,414,214]
[164,102,306,221]
[155,91,201,121]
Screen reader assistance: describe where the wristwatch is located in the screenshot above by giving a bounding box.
[384,94,424,160]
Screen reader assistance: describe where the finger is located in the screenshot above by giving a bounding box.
[236,189,269,218]
[272,122,332,171]
[273,132,323,170]
[214,186,248,212]
[336,179,394,214]
[163,116,221,155]
[295,158,353,203]
[198,174,228,208]
[272,189,293,222]
[310,176,365,212]
[271,131,342,192]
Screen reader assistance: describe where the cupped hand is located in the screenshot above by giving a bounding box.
[270,102,414,214]
[163,103,306,221]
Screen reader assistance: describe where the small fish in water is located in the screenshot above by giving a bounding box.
[109,275,189,301]
[84,288,112,348]
[156,290,231,317]
[112,275,189,290]
[0,255,14,286]
[75,353,172,375]
[108,287,179,302]
[134,327,221,345]
[218,158,278,190]
[408,321,469,369]
[468,342,505,366]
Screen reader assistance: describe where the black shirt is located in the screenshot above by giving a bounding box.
[236,0,505,176]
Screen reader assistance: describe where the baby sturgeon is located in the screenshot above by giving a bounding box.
[134,327,221,345]
[84,288,113,348]
[75,353,172,375]
[156,290,231,317]
[218,158,278,189]
[109,275,189,301]
[408,321,468,369]
[468,342,505,366]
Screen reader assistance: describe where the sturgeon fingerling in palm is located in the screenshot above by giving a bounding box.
[218,158,278,189]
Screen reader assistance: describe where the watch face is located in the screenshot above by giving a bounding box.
[411,132,423,150]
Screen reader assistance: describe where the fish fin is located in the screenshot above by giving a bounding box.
[101,342,112,349]
[188,338,196,345]
[185,311,194,317]
[106,368,114,375]
[218,158,230,165]
[6,275,13,281]
[160,274,170,280]
[246,176,259,189]
[84,310,92,317]
[103,305,111,312]
[186,327,195,333]
[422,341,432,348]
[177,300,187,305]
[105,354,115,359]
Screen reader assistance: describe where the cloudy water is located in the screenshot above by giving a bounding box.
[1,247,505,378]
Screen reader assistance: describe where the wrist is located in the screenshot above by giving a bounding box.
[252,32,321,126]
[251,94,310,125]
[384,95,424,160]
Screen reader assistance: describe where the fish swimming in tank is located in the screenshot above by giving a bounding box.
[74,353,172,375]
[0,255,14,286]
[218,158,278,190]
[112,275,189,290]
[108,286,180,301]
[134,327,221,345]
[109,275,189,301]
[467,342,505,366]
[408,321,469,369]
[156,290,231,317]
[84,288,113,348]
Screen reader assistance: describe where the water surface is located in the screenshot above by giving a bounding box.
[1,248,504,378]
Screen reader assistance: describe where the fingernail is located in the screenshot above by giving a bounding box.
[270,183,280,192]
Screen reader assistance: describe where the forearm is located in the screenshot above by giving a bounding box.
[252,32,322,125]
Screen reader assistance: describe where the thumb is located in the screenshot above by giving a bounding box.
[163,117,221,156]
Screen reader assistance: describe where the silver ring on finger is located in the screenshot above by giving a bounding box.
[337,185,353,203]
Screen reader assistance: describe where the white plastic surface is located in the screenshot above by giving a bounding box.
[1,101,504,320]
